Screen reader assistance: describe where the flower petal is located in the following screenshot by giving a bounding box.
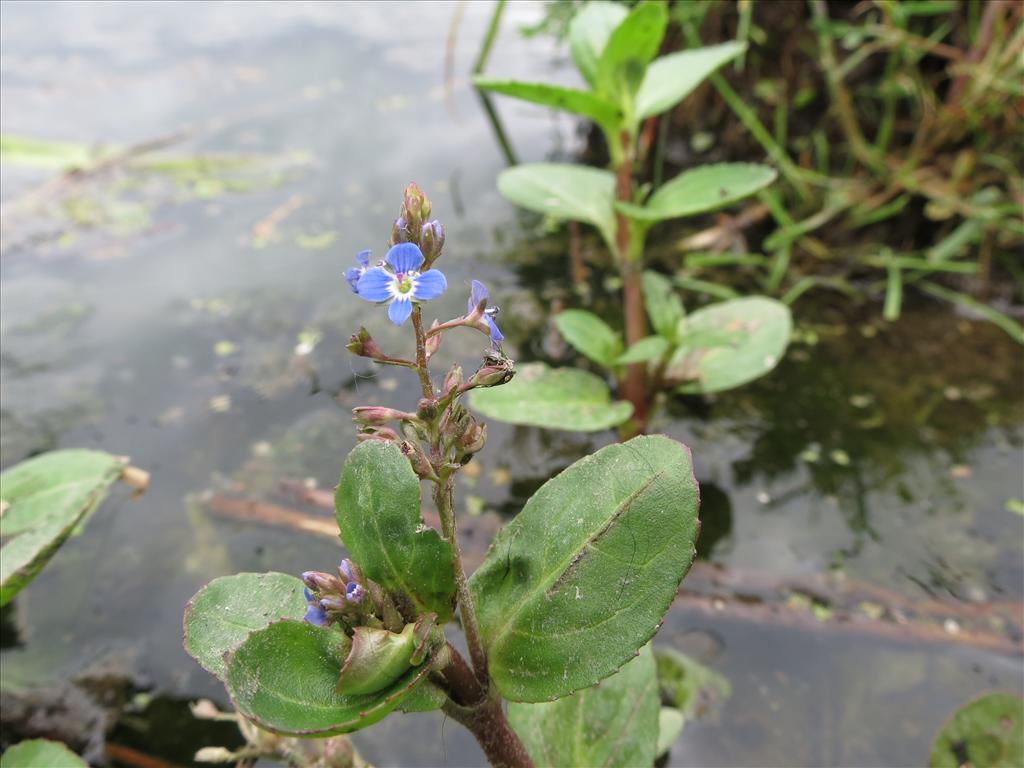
[412,269,447,301]
[487,316,504,344]
[344,267,363,294]
[388,296,413,325]
[386,243,424,274]
[356,249,371,267]
[469,279,488,314]
[356,267,394,302]
[304,604,328,626]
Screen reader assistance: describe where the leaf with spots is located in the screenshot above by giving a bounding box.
[930,693,1023,768]
[669,297,792,394]
[183,572,308,680]
[225,620,432,736]
[509,644,660,767]
[470,436,699,702]
[335,441,455,621]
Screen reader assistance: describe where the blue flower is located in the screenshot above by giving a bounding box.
[304,603,329,626]
[356,243,447,325]
[344,250,371,294]
[469,280,503,345]
[345,581,365,604]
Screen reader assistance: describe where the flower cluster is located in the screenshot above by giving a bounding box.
[301,559,366,627]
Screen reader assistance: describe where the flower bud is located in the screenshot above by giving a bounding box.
[401,182,431,227]
[420,219,444,262]
[356,426,400,444]
[459,420,486,456]
[400,440,435,480]
[339,558,363,584]
[443,364,463,396]
[347,327,384,360]
[335,623,420,696]
[416,398,437,421]
[302,570,338,593]
[439,403,471,447]
[352,406,413,427]
[467,351,515,389]
[425,319,442,358]
[391,217,410,244]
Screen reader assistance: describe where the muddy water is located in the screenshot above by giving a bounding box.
[1,2,1021,766]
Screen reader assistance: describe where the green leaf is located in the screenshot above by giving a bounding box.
[335,442,455,621]
[473,79,622,133]
[642,270,684,341]
[930,693,1023,768]
[470,435,699,701]
[655,647,731,720]
[470,363,632,432]
[616,335,669,365]
[183,572,308,680]
[1,740,87,768]
[656,707,686,758]
[508,644,660,767]
[636,41,747,120]
[568,1,629,86]
[0,450,126,607]
[225,620,430,736]
[670,297,792,394]
[0,134,98,170]
[497,164,617,250]
[617,163,778,222]
[554,309,623,367]
[595,2,668,104]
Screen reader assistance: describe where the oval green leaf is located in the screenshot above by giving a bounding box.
[470,363,633,432]
[670,297,792,394]
[335,441,455,621]
[618,163,778,222]
[568,1,629,86]
[183,572,308,680]
[595,2,668,103]
[0,450,126,607]
[496,164,617,252]
[642,270,685,341]
[656,707,686,758]
[470,435,699,701]
[509,644,660,768]
[0,740,87,768]
[930,693,1023,768]
[225,620,430,736]
[555,309,623,367]
[636,41,747,120]
[616,335,669,365]
[473,79,622,134]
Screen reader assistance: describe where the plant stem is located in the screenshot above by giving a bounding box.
[411,307,434,399]
[443,696,534,768]
[434,477,489,680]
[613,130,649,434]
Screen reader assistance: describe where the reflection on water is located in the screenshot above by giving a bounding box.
[1,2,1021,765]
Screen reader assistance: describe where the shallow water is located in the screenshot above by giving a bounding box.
[1,2,1021,766]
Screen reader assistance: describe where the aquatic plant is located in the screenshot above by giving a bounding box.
[183,184,701,767]
[474,0,792,436]
[0,450,148,606]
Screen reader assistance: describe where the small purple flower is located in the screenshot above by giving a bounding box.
[304,603,329,626]
[345,581,365,604]
[356,243,447,326]
[339,559,354,581]
[344,250,371,294]
[469,280,503,345]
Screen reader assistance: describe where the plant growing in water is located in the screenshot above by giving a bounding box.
[182,184,701,767]
[473,0,791,436]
